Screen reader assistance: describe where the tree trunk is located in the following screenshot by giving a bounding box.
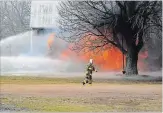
[125,46,138,75]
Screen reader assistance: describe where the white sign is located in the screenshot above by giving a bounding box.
[30,1,59,28]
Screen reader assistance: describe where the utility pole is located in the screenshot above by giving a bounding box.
[122,36,126,74]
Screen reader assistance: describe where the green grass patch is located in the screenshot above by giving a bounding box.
[0,76,161,85]
[1,96,161,112]
[0,76,82,84]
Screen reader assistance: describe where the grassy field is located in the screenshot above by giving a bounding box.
[0,75,162,84]
[0,76,82,84]
[1,95,161,112]
[0,76,162,112]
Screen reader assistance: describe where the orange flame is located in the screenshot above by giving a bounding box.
[60,47,124,71]
[47,33,55,49]
[60,47,149,71]
[48,33,148,71]
[59,33,125,71]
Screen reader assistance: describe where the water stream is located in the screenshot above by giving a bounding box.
[0,30,84,75]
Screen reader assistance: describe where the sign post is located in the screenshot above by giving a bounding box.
[30,1,59,28]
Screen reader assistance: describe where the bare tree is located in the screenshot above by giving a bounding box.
[57,1,162,75]
[0,0,31,40]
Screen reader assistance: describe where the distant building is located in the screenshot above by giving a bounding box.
[30,1,59,32]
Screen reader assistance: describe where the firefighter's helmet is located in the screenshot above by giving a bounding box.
[89,59,93,64]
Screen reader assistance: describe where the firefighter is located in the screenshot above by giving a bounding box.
[82,59,97,85]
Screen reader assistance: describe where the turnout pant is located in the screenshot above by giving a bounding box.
[83,74,92,84]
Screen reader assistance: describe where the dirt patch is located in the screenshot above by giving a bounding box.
[1,84,161,97]
[0,83,162,112]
